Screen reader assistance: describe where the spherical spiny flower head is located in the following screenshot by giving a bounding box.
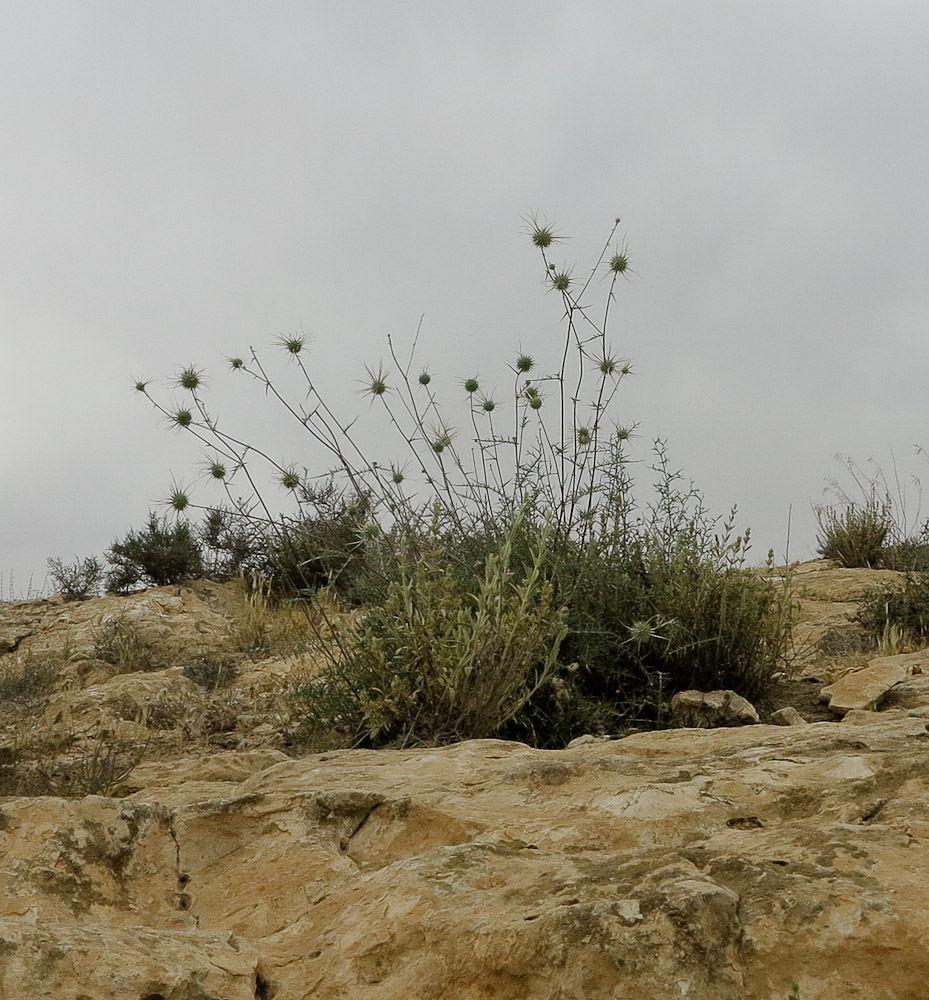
[362,363,389,397]
[228,357,245,370]
[609,252,629,275]
[176,365,204,391]
[524,385,543,410]
[481,396,497,413]
[205,459,226,480]
[166,484,191,512]
[277,335,307,356]
[462,377,480,394]
[279,469,301,491]
[550,269,572,292]
[418,370,433,387]
[514,353,534,374]
[133,378,149,393]
[430,429,453,453]
[524,213,564,249]
[576,426,592,447]
[172,408,193,428]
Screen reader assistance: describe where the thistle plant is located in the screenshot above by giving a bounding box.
[136,214,794,747]
[135,215,638,556]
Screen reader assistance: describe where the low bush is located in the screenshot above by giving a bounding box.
[290,514,567,749]
[815,494,892,568]
[92,614,158,672]
[260,486,374,599]
[138,215,797,749]
[47,556,104,601]
[879,533,929,572]
[855,572,929,644]
[106,513,203,592]
[182,657,238,690]
[0,653,60,705]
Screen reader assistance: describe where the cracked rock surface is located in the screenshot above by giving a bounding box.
[3,564,929,999]
[1,720,928,999]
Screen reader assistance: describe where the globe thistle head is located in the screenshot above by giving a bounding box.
[277,335,307,356]
[176,365,204,391]
[279,469,301,491]
[362,363,389,397]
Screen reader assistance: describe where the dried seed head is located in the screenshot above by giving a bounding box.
[277,336,306,356]
[176,365,204,391]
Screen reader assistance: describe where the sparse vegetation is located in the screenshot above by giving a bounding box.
[133,215,796,749]
[47,556,104,601]
[855,572,929,646]
[106,513,204,592]
[182,656,238,691]
[0,653,60,705]
[92,614,158,672]
[815,493,892,568]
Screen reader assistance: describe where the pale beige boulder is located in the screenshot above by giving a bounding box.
[769,706,808,725]
[670,689,759,728]
[821,658,907,712]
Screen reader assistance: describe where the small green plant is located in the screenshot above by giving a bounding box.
[290,513,567,749]
[787,980,801,1000]
[0,653,60,705]
[35,729,147,796]
[92,614,158,672]
[106,513,204,592]
[259,485,373,599]
[815,493,892,568]
[46,556,104,601]
[855,571,929,644]
[182,656,238,690]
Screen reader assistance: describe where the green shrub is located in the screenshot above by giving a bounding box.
[815,494,892,568]
[880,533,929,572]
[290,514,567,749]
[538,456,793,738]
[182,657,238,690]
[47,556,104,601]
[139,216,796,748]
[198,503,268,579]
[106,513,204,592]
[92,614,158,672]
[260,486,373,599]
[0,654,60,704]
[855,572,929,643]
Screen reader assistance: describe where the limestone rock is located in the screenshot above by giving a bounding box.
[821,657,908,712]
[670,689,760,728]
[768,706,808,726]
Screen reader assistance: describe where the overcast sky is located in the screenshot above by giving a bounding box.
[3,1,929,595]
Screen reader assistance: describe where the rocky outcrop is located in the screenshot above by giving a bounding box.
[2,720,929,999]
[3,565,929,999]
[670,689,760,727]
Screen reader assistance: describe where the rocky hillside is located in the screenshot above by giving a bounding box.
[1,562,928,1000]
